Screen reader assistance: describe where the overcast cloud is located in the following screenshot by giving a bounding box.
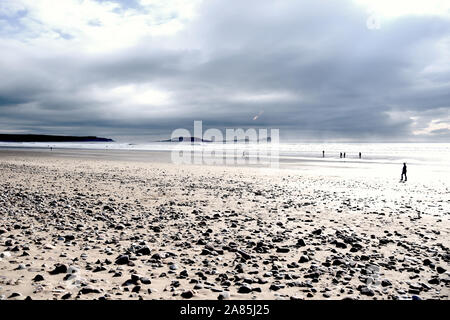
[0,0,449,141]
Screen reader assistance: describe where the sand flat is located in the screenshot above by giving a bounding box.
[0,149,449,300]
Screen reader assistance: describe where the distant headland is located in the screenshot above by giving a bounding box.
[0,134,114,143]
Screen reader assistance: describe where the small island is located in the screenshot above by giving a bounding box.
[0,134,114,143]
[159,136,273,143]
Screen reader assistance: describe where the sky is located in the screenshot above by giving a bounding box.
[0,0,449,142]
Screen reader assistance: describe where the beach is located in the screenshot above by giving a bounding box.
[0,148,449,300]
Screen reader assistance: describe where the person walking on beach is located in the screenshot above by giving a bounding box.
[343,152,346,158]
[400,163,407,182]
[359,152,361,159]
[340,152,342,158]
[322,150,325,158]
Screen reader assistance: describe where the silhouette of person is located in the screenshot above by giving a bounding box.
[343,152,346,158]
[400,163,407,182]
[340,152,342,158]
[322,150,325,158]
[359,152,361,159]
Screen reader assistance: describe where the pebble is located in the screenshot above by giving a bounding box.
[61,293,72,300]
[436,266,446,274]
[238,283,252,294]
[115,255,129,265]
[79,286,101,294]
[181,290,194,299]
[299,255,310,263]
[33,275,45,282]
[67,266,80,274]
[136,246,151,255]
[49,264,68,275]
[8,292,22,299]
[140,277,151,285]
[0,252,11,258]
[218,291,230,300]
[359,286,375,296]
[15,264,26,270]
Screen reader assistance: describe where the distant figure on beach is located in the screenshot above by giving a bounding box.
[340,152,342,158]
[322,150,325,158]
[359,152,361,159]
[343,152,346,158]
[400,163,407,182]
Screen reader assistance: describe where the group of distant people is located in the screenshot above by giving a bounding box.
[321,151,362,159]
[321,150,408,182]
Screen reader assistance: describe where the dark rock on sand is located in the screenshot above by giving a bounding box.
[218,292,230,300]
[49,263,68,275]
[358,285,375,296]
[140,277,151,284]
[296,239,306,247]
[381,279,392,287]
[299,255,310,263]
[33,275,45,282]
[136,246,151,255]
[61,293,72,300]
[238,284,252,293]
[115,255,130,265]
[436,266,446,274]
[181,290,194,299]
[79,286,101,294]
[276,247,290,253]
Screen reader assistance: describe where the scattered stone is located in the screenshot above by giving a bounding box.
[238,284,252,294]
[132,285,141,293]
[181,290,194,299]
[359,286,374,296]
[49,264,68,275]
[0,252,11,258]
[115,255,129,265]
[428,278,440,285]
[79,286,101,294]
[67,266,80,274]
[140,277,151,285]
[436,266,446,274]
[136,246,151,255]
[299,255,310,263]
[61,293,72,300]
[381,279,392,287]
[218,291,230,300]
[33,275,45,282]
[8,292,22,299]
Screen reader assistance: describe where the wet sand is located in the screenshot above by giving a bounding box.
[0,149,449,300]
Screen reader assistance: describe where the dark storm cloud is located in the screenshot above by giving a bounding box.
[0,0,449,141]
